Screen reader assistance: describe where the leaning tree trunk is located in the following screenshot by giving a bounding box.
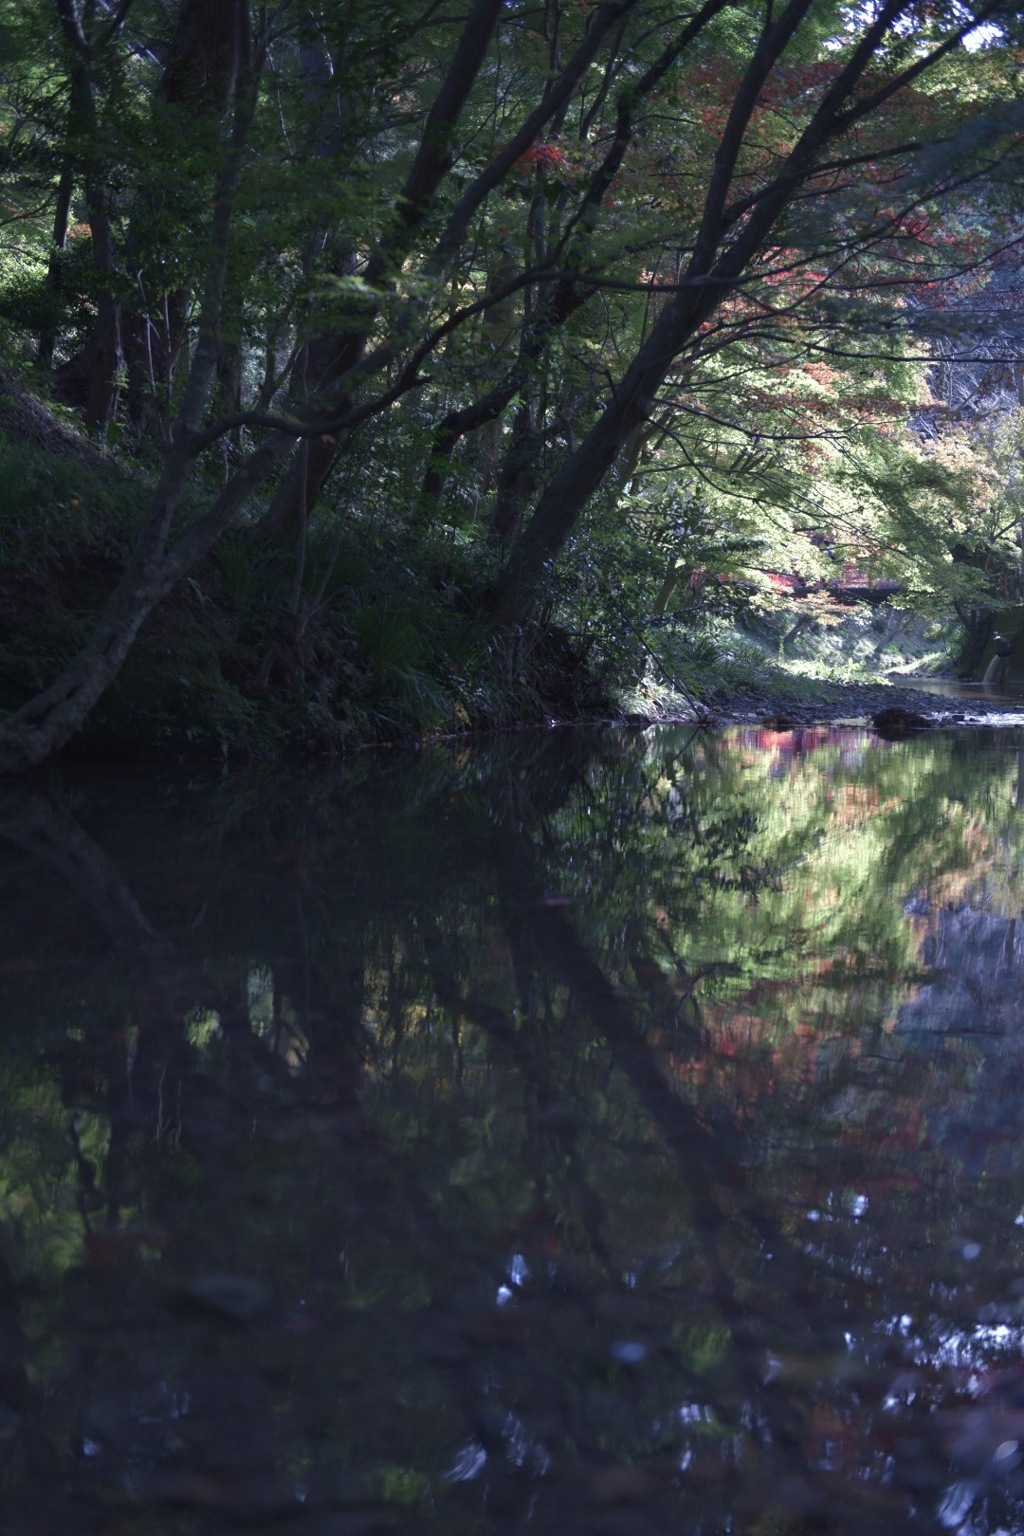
[0,442,203,772]
[0,421,291,774]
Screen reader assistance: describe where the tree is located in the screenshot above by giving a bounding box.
[486,2,1024,622]
[0,0,1021,770]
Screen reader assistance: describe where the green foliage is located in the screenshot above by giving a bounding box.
[215,530,290,612]
[350,595,450,726]
[0,244,51,351]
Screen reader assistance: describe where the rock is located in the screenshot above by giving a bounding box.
[183,1273,272,1322]
[871,707,933,739]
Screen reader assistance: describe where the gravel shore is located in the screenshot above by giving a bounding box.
[700,679,1024,728]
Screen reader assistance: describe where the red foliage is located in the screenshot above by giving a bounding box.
[517,143,569,173]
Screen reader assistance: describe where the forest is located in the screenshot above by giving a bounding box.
[1,0,1023,766]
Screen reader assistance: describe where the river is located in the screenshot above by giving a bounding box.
[3,723,1024,1535]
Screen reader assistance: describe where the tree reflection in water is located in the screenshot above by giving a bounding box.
[1,727,1024,1533]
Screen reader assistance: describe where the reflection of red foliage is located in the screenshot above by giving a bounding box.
[740,725,834,757]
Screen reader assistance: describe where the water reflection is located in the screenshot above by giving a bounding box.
[3,727,1024,1533]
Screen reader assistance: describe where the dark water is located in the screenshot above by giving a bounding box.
[4,725,1024,1535]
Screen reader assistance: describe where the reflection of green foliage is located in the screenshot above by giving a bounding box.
[379,1465,432,1505]
[0,1078,97,1285]
[185,1007,222,1052]
[535,726,1024,1047]
[678,1324,731,1377]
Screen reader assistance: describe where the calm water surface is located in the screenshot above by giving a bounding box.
[3,724,1024,1535]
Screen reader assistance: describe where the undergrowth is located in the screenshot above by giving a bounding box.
[0,427,618,757]
[0,431,144,567]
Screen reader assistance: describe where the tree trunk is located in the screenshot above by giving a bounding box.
[69,60,124,430]
[489,402,543,545]
[256,330,363,540]
[37,159,75,370]
[50,3,147,429]
[952,602,993,677]
[489,310,693,624]
[123,0,243,434]
[418,375,521,514]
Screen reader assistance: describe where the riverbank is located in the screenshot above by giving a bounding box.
[2,383,1018,767]
[699,677,1020,728]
